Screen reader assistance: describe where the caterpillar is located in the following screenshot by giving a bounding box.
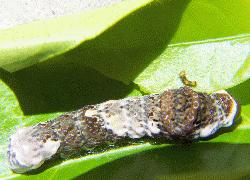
[8,86,238,173]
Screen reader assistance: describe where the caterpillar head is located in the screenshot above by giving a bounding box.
[160,87,239,140]
[199,90,239,138]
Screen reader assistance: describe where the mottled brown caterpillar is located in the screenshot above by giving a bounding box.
[8,86,238,173]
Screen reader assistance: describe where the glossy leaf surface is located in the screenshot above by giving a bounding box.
[0,0,249,179]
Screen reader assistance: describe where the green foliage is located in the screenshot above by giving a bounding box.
[0,0,249,179]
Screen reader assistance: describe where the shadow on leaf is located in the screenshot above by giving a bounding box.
[60,0,191,84]
[77,143,250,180]
[0,0,190,115]
[0,67,136,114]
[227,78,250,106]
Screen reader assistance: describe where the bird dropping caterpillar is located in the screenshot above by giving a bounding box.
[8,86,239,173]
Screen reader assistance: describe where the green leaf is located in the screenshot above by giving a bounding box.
[134,34,250,93]
[0,0,250,179]
[0,0,154,72]
[54,0,250,88]
[1,0,249,88]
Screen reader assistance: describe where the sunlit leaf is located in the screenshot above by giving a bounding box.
[0,0,249,179]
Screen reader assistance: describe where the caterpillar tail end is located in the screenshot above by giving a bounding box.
[8,126,60,173]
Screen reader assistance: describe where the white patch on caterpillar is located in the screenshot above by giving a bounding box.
[8,126,60,173]
[102,98,147,138]
[84,109,97,117]
[215,90,238,127]
[84,96,162,138]
[147,121,161,135]
[199,122,220,138]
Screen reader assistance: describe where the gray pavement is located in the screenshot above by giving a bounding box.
[0,0,123,29]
